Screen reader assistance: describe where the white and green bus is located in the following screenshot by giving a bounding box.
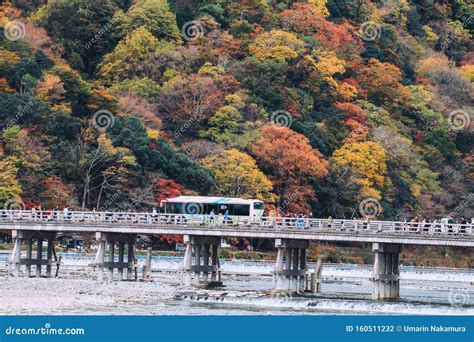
[160,196,265,224]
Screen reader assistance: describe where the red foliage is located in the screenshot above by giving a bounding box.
[279,3,361,56]
[335,102,367,124]
[153,178,184,203]
[414,76,431,86]
[159,235,183,245]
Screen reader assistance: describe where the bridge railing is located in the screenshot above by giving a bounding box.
[0,210,472,237]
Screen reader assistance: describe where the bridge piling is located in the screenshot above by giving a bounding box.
[36,239,43,277]
[183,235,221,287]
[46,238,53,277]
[26,239,32,277]
[371,243,402,300]
[94,233,136,282]
[273,239,309,294]
[127,242,135,280]
[9,230,56,278]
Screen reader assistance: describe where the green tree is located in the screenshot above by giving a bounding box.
[99,27,161,84]
[112,0,181,43]
[33,0,119,73]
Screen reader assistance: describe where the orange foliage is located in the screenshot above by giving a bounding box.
[335,102,366,123]
[251,126,328,213]
[0,77,15,93]
[359,58,409,107]
[336,102,368,143]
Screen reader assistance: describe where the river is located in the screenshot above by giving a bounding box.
[0,253,472,315]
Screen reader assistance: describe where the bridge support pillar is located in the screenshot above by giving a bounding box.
[182,235,221,287]
[273,239,309,294]
[371,243,402,301]
[94,233,136,282]
[9,230,56,278]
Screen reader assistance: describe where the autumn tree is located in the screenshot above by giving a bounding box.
[0,152,22,206]
[157,75,224,136]
[202,149,275,201]
[153,178,184,203]
[251,126,328,213]
[99,27,160,84]
[359,58,409,108]
[249,30,304,63]
[332,141,388,200]
[39,175,77,208]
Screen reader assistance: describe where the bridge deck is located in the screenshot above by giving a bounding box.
[0,211,472,247]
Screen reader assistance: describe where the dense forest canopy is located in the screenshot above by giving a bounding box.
[0,0,472,220]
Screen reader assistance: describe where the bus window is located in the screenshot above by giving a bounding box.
[167,203,182,214]
[219,204,228,215]
[233,204,250,216]
[253,202,264,210]
[203,204,219,214]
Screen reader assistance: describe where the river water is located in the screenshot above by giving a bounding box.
[0,253,473,315]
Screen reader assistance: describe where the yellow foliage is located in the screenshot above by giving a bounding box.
[422,25,438,47]
[97,134,118,157]
[202,149,276,201]
[225,93,245,107]
[0,151,22,205]
[198,62,225,77]
[335,82,358,102]
[147,129,160,140]
[119,155,137,166]
[249,30,304,62]
[460,64,474,82]
[306,0,330,17]
[410,183,422,198]
[0,49,20,70]
[332,141,388,199]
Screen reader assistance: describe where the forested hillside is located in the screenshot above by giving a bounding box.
[0,0,472,220]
